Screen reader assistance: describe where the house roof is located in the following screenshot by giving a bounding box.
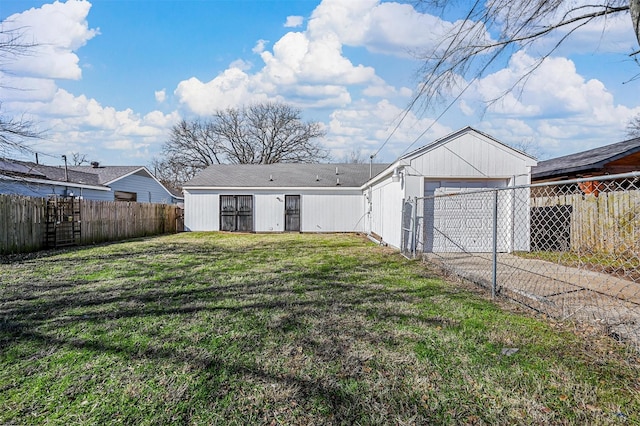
[68,165,146,185]
[184,163,391,188]
[0,159,103,187]
[532,136,640,180]
[69,165,184,199]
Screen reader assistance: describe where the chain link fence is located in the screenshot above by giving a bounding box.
[402,172,640,351]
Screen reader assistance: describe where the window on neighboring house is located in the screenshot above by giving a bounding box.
[114,191,137,202]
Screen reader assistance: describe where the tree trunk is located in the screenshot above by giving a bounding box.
[631,0,640,46]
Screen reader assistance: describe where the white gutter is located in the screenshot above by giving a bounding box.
[0,174,111,191]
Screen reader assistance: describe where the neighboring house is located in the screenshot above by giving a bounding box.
[0,159,112,200]
[69,163,183,205]
[0,159,182,204]
[183,127,537,252]
[532,136,640,183]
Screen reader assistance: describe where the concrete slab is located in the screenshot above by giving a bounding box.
[424,252,640,347]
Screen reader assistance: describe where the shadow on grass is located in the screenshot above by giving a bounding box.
[0,234,454,423]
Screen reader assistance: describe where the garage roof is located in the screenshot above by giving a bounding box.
[184,163,390,188]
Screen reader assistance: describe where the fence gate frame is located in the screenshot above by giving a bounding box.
[400,198,418,258]
[45,196,81,248]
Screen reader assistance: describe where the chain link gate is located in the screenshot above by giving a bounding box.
[401,172,640,351]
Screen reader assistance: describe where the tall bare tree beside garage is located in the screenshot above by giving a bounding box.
[214,102,328,164]
[411,0,640,110]
[155,102,328,185]
[0,26,41,156]
[153,119,223,187]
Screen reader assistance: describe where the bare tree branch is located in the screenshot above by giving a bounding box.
[0,25,41,156]
[70,152,90,166]
[157,102,328,185]
[413,0,638,110]
[627,113,640,137]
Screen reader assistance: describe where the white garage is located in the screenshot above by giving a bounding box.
[425,180,507,252]
[183,127,536,254]
[364,127,537,252]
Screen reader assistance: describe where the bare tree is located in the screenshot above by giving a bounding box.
[0,26,41,156]
[70,152,90,166]
[507,137,547,160]
[342,148,367,164]
[627,113,640,137]
[213,102,328,164]
[413,0,640,110]
[159,119,223,179]
[150,156,201,189]
[158,102,327,185]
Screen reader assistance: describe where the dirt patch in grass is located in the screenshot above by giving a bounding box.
[1,233,638,424]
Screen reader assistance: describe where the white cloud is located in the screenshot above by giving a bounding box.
[155,89,166,103]
[307,0,491,58]
[284,15,304,28]
[0,75,58,102]
[464,51,640,158]
[513,1,638,55]
[175,1,398,115]
[326,100,452,161]
[1,0,99,80]
[252,39,269,54]
[465,51,617,118]
[174,70,273,114]
[229,59,252,71]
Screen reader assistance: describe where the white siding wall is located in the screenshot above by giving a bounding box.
[254,193,285,232]
[184,189,364,233]
[368,178,403,248]
[301,192,363,232]
[409,132,532,179]
[184,191,219,231]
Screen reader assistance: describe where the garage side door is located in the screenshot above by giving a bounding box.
[425,180,505,252]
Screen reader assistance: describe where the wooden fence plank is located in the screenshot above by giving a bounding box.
[533,190,640,254]
[1,194,182,254]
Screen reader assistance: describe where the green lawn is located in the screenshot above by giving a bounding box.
[1,233,638,424]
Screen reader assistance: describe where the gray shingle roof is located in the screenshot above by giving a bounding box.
[185,163,391,188]
[532,137,640,180]
[68,166,145,184]
[0,159,102,186]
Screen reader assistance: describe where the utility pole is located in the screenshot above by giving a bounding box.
[62,155,69,182]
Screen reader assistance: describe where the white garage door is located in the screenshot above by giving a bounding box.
[424,180,506,253]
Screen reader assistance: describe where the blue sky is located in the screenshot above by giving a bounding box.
[1,0,639,168]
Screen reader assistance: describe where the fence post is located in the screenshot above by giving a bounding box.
[411,197,418,258]
[492,190,498,298]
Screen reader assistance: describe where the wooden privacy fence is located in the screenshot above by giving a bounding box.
[531,189,640,254]
[0,195,47,254]
[0,194,183,255]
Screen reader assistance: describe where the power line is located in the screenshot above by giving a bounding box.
[370,0,484,160]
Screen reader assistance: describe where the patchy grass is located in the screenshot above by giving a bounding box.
[1,233,638,425]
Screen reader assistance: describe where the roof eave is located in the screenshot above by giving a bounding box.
[0,174,111,191]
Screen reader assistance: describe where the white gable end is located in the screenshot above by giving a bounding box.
[405,130,535,180]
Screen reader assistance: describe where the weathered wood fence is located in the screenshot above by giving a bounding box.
[531,189,640,254]
[0,194,183,255]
